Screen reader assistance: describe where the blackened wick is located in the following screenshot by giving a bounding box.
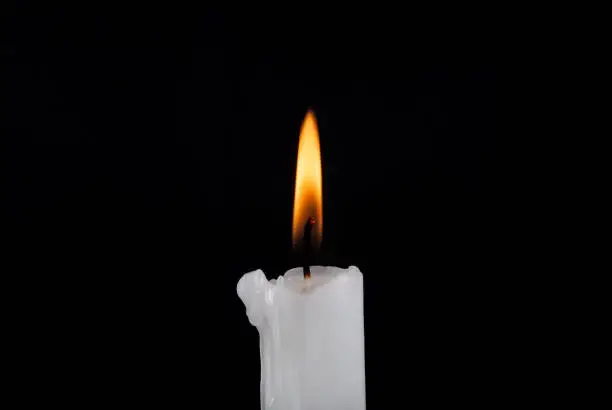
[303,216,315,279]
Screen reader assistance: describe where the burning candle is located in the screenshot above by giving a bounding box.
[237,110,366,410]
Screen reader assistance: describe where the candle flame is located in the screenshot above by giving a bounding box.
[292,109,323,249]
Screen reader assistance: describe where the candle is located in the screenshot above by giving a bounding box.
[237,110,366,409]
[238,266,366,409]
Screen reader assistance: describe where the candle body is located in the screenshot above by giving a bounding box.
[237,266,366,410]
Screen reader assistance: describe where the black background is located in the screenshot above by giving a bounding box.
[5,6,501,408]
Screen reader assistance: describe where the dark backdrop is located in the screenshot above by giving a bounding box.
[5,7,501,408]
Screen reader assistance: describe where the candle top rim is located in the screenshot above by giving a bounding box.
[237,266,363,327]
[275,265,362,295]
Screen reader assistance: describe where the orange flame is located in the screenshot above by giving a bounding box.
[292,109,323,248]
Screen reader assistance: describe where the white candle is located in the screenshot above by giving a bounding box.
[237,265,366,410]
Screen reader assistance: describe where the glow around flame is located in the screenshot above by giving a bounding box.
[292,109,323,248]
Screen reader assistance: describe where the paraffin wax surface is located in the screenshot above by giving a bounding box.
[237,266,366,410]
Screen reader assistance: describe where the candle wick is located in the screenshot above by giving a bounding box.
[303,216,315,279]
